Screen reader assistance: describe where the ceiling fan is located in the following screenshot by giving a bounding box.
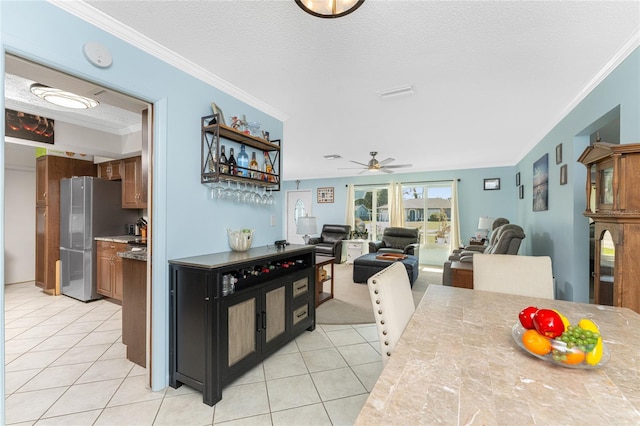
[340,151,412,174]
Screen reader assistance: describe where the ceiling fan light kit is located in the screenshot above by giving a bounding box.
[295,0,364,19]
[339,151,412,174]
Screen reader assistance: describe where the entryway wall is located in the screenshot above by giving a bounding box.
[4,144,36,284]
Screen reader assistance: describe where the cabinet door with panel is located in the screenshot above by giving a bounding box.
[122,156,147,208]
[98,161,123,180]
[96,241,126,301]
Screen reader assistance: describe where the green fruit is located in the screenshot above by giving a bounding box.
[585,336,603,366]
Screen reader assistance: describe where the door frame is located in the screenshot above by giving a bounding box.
[285,190,313,244]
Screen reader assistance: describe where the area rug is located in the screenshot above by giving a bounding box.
[315,262,443,325]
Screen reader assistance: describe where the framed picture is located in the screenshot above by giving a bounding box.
[5,109,55,144]
[560,164,568,185]
[556,143,562,164]
[519,185,524,199]
[210,102,226,126]
[317,187,334,203]
[483,178,500,191]
[533,153,549,211]
[515,172,521,186]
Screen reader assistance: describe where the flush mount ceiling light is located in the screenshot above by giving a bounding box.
[30,84,100,110]
[377,85,415,99]
[295,0,364,18]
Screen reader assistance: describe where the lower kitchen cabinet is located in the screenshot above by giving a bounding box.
[169,245,315,406]
[96,241,127,301]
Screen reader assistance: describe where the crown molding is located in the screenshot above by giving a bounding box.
[47,0,289,122]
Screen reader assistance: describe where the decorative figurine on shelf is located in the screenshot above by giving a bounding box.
[229,116,241,130]
[262,131,270,141]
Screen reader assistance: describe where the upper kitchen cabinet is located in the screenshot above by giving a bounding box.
[98,160,123,180]
[122,156,147,209]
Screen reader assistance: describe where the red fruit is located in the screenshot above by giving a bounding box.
[518,306,538,329]
[533,309,565,338]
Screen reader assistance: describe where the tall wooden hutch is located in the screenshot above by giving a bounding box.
[578,142,640,313]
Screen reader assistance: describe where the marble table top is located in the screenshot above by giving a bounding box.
[355,285,640,425]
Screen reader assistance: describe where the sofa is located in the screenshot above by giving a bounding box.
[307,224,351,263]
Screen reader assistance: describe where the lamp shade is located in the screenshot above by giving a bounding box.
[477,217,494,231]
[296,216,317,236]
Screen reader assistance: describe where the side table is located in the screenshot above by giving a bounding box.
[315,255,335,307]
[342,239,369,264]
[451,261,474,289]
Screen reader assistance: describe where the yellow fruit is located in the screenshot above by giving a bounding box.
[578,318,600,335]
[586,337,603,366]
[552,309,571,329]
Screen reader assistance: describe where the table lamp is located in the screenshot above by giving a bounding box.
[477,217,494,241]
[296,215,317,244]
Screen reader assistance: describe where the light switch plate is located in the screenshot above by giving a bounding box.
[83,42,113,68]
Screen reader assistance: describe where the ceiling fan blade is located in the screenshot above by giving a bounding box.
[349,160,369,167]
[358,169,370,175]
[338,167,368,170]
[379,168,394,174]
[378,157,395,166]
[382,164,412,169]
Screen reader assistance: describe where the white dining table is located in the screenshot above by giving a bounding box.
[355,285,640,425]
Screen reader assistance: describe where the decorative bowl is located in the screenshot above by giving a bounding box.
[227,228,254,252]
[512,323,610,369]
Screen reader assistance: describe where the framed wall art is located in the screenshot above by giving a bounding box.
[533,153,549,211]
[560,164,568,185]
[556,143,563,164]
[483,178,500,190]
[317,187,334,203]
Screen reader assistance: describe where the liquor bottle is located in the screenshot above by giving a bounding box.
[208,144,217,174]
[249,151,260,179]
[263,151,273,181]
[229,147,237,176]
[237,144,249,177]
[219,145,228,174]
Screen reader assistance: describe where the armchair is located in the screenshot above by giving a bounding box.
[308,224,351,263]
[369,227,420,260]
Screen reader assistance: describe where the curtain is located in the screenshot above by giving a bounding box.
[449,179,461,253]
[389,181,405,227]
[345,184,355,231]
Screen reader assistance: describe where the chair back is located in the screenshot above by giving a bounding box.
[367,262,416,365]
[320,224,350,243]
[381,227,419,249]
[473,254,554,299]
[486,224,525,255]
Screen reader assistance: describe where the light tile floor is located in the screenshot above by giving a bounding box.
[4,281,382,425]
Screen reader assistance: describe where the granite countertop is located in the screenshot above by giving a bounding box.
[95,235,146,244]
[355,285,640,425]
[168,244,313,269]
[117,248,148,262]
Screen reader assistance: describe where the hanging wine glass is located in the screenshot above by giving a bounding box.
[261,186,269,206]
[252,185,262,206]
[267,188,275,206]
[223,180,234,200]
[212,181,225,199]
[232,182,243,203]
[242,182,253,204]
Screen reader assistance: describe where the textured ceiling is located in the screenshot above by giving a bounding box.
[43,1,640,179]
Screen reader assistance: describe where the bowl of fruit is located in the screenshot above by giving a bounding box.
[512,306,609,369]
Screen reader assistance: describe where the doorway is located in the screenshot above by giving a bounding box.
[3,54,154,386]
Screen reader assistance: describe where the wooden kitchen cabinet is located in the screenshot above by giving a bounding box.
[35,155,96,292]
[122,156,147,209]
[169,245,315,406]
[96,241,127,301]
[97,160,123,180]
[122,257,147,367]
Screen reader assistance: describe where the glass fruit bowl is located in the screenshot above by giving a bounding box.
[227,228,254,252]
[512,323,610,369]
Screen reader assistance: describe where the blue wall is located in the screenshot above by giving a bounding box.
[282,165,517,243]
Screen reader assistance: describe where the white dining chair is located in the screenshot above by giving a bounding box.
[473,253,555,299]
[367,261,416,365]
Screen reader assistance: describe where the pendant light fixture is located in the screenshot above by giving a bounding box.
[30,84,100,110]
[295,0,364,19]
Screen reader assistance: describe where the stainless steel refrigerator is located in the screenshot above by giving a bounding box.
[60,176,139,301]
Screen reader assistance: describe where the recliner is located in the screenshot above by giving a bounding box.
[442,222,525,286]
[307,224,351,263]
[368,227,420,260]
